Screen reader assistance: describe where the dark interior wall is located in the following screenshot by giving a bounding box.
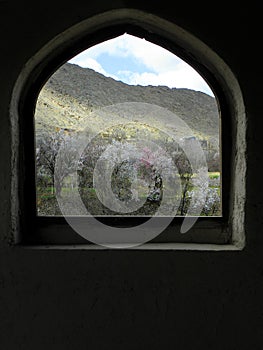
[0,2,262,349]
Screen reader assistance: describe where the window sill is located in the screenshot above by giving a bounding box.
[19,242,243,251]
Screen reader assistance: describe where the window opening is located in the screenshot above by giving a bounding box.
[34,33,221,220]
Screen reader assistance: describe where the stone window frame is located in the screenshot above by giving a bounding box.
[10,9,246,250]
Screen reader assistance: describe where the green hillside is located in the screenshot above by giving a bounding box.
[35,62,220,148]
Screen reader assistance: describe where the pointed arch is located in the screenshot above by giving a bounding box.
[11,9,246,248]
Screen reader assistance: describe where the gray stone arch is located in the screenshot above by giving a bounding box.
[10,8,246,248]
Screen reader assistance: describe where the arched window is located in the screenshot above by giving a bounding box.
[13,9,246,249]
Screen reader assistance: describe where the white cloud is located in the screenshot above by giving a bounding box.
[118,62,212,95]
[69,34,214,96]
[71,34,179,72]
[117,34,181,73]
[69,57,105,73]
[70,35,132,61]
[69,57,119,81]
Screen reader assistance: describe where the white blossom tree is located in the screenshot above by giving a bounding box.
[36,129,79,197]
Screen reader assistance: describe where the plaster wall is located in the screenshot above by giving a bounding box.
[0,2,262,349]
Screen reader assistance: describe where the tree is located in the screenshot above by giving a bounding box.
[36,129,79,197]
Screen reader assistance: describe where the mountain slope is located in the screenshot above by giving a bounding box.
[35,62,220,144]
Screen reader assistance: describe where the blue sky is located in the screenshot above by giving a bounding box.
[69,33,214,96]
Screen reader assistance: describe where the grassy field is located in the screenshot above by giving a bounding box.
[37,172,221,216]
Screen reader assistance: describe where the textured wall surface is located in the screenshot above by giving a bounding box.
[0,2,262,349]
